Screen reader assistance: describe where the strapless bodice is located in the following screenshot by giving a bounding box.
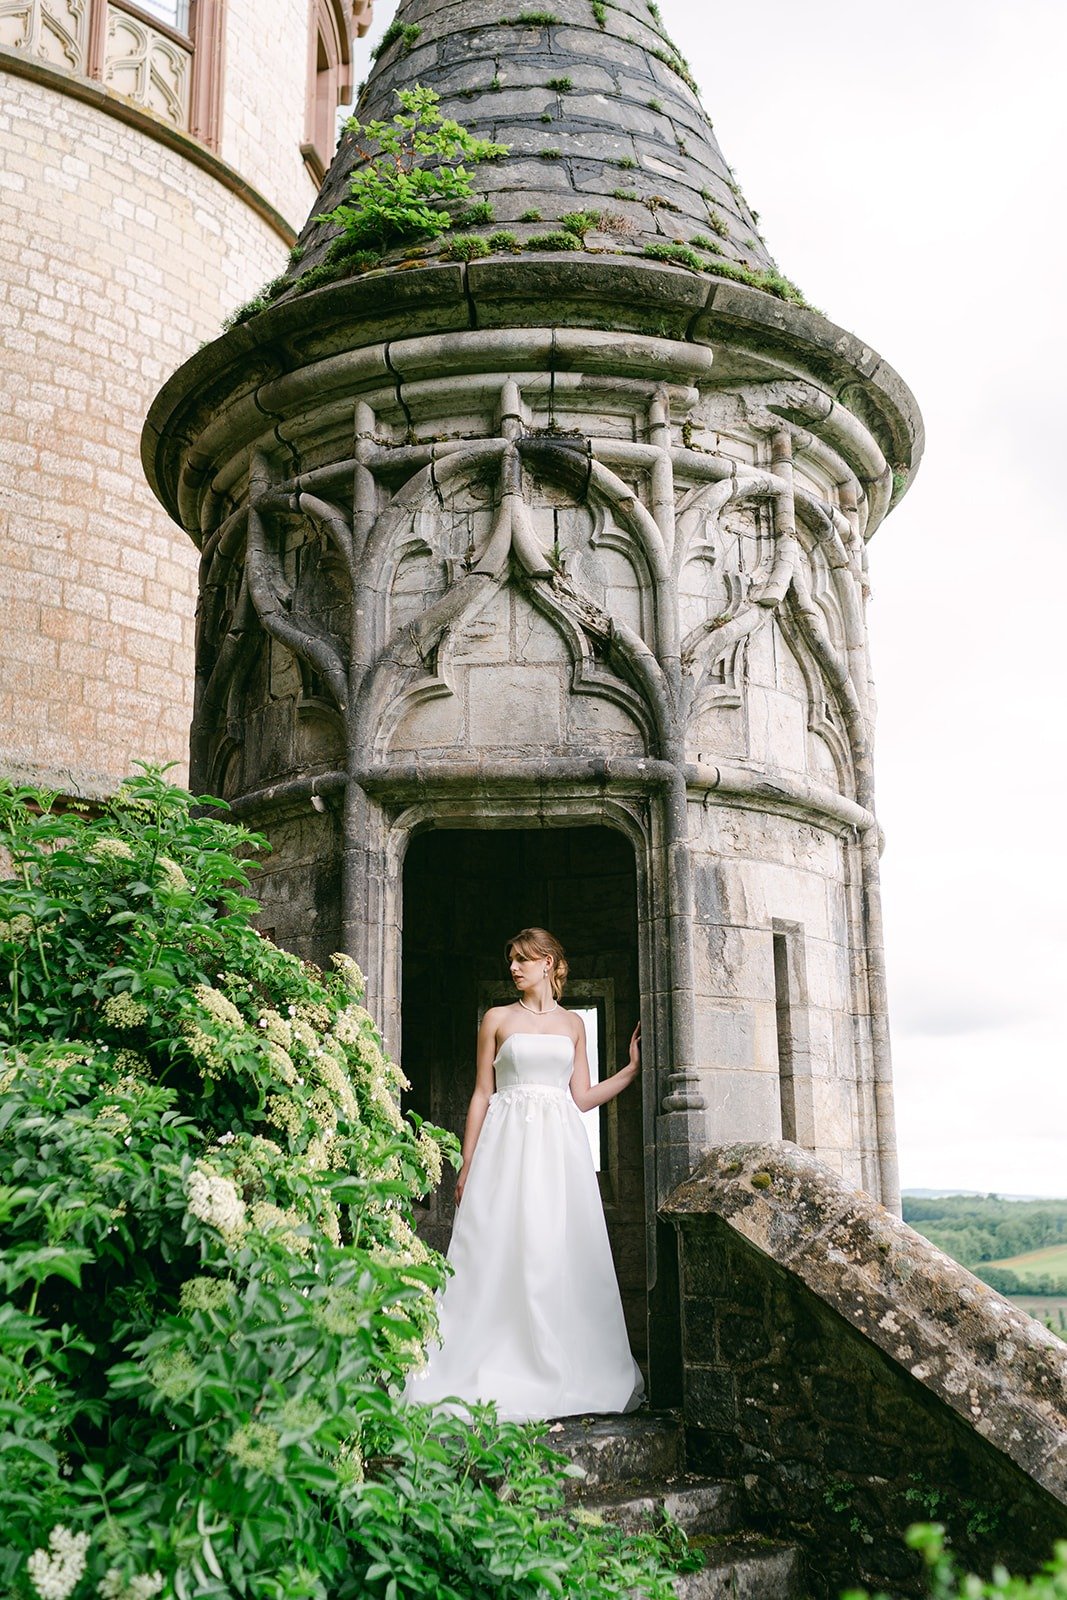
[492,1032,575,1092]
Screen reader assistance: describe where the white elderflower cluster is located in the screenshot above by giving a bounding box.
[155,854,189,894]
[290,1016,318,1054]
[329,951,365,997]
[265,1094,304,1141]
[99,1568,165,1599]
[264,1041,297,1085]
[101,993,148,1030]
[186,1164,246,1239]
[257,1009,292,1050]
[311,1049,358,1121]
[335,1438,365,1487]
[146,1348,199,1402]
[26,1525,90,1600]
[179,1275,233,1313]
[250,1201,310,1254]
[416,1128,443,1190]
[295,997,332,1032]
[225,1421,280,1473]
[92,838,135,862]
[0,912,34,942]
[183,1026,223,1076]
[330,1004,377,1048]
[192,985,243,1028]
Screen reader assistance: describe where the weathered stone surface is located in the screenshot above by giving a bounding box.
[665,1143,1067,1595]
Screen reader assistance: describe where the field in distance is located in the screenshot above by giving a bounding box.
[984,1242,1067,1279]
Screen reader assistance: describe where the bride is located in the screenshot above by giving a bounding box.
[403,927,644,1423]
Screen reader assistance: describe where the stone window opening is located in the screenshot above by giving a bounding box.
[772,918,815,1150]
[302,0,353,186]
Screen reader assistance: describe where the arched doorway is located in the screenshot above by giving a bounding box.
[401,823,647,1373]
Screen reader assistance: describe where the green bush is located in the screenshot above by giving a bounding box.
[0,773,691,1600]
[317,86,507,255]
[843,1524,1067,1600]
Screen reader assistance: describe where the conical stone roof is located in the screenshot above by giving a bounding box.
[279,0,789,298]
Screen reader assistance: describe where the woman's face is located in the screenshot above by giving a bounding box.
[509,949,549,991]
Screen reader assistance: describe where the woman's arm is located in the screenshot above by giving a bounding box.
[455,1008,501,1204]
[569,1020,640,1113]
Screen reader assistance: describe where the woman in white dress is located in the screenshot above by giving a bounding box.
[403,927,644,1423]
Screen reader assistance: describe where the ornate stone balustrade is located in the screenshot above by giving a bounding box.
[0,0,192,129]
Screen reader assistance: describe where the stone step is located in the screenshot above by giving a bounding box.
[548,1412,686,1495]
[576,1476,740,1537]
[674,1539,801,1600]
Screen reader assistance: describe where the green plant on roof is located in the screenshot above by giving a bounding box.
[317,86,508,255]
[561,210,601,238]
[548,75,573,91]
[371,19,422,59]
[441,234,491,261]
[514,10,562,22]
[454,199,495,228]
[525,231,582,251]
[643,241,703,271]
[592,0,607,22]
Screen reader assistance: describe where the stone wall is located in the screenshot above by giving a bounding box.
[0,57,304,796]
[219,4,320,228]
[664,1143,1067,1597]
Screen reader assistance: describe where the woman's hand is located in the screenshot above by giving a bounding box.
[621,1020,640,1085]
[455,1162,469,1206]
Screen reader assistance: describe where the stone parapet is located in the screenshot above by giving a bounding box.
[664,1142,1067,1594]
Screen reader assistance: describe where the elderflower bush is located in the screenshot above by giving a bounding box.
[0,771,691,1600]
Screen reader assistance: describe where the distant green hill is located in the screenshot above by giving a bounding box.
[902,1194,1067,1294]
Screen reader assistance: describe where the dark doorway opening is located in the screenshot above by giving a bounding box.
[401,825,647,1370]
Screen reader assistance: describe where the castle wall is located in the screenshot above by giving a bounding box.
[0,68,293,794]
[219,6,320,227]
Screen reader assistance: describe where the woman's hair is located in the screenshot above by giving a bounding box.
[505,927,569,1001]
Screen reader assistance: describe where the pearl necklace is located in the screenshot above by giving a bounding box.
[518,996,558,1013]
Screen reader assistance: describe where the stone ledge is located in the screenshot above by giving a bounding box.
[143,255,921,533]
[663,1141,1067,1506]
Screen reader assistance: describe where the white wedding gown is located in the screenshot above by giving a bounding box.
[403,1032,644,1423]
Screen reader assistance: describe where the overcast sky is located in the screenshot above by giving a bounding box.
[350,2,1067,1197]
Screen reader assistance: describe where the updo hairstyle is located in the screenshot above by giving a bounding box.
[505,927,569,1001]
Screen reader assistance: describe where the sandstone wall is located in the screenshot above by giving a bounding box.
[219,3,320,228]
[0,59,305,796]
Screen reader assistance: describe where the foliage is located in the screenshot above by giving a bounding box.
[903,1196,1067,1290]
[0,772,692,1600]
[488,231,520,251]
[592,0,607,24]
[560,211,601,238]
[317,86,508,255]
[642,242,703,271]
[440,234,491,261]
[370,20,422,60]
[842,1524,1067,1600]
[525,232,582,252]
[454,200,495,228]
[548,77,573,92]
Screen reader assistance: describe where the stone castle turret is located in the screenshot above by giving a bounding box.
[144,0,922,1373]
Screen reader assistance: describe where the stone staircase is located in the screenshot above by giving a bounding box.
[552,1413,802,1599]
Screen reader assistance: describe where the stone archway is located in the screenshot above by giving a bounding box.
[401,823,648,1374]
